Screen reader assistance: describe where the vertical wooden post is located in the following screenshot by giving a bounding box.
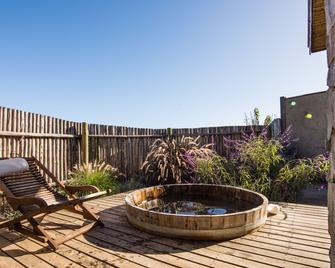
[328,88,335,268]
[325,1,335,266]
[81,122,89,165]
[167,128,172,139]
[280,96,286,132]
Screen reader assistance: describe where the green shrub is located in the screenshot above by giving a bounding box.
[270,159,314,201]
[67,161,120,194]
[195,155,233,185]
[237,137,284,195]
[310,154,329,183]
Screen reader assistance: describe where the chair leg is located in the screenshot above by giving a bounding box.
[13,224,49,243]
[5,203,103,251]
[28,217,44,236]
[10,222,21,231]
[52,221,98,247]
[34,224,58,250]
[27,217,58,250]
[79,203,101,222]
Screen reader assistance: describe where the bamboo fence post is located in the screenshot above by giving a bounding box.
[81,122,89,165]
[167,128,172,140]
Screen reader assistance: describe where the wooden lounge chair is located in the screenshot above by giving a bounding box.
[0,157,105,250]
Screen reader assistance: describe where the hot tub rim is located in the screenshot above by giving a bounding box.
[125,183,268,218]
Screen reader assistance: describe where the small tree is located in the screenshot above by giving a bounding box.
[264,115,272,126]
[244,108,272,126]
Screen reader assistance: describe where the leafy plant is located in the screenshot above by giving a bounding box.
[0,198,21,221]
[237,137,284,195]
[310,153,329,183]
[67,161,120,193]
[141,136,214,185]
[264,115,272,126]
[195,155,232,185]
[271,159,314,201]
[244,108,260,125]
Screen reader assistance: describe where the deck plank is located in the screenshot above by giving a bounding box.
[47,212,238,268]
[0,235,54,268]
[0,249,25,268]
[0,230,87,268]
[54,210,277,267]
[0,192,331,268]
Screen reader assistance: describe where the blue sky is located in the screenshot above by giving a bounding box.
[0,0,327,128]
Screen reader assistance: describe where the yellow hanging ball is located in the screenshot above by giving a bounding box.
[305,113,313,119]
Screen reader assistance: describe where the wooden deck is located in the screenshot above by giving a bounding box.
[0,192,331,268]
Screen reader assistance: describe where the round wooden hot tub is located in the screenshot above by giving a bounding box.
[125,184,268,240]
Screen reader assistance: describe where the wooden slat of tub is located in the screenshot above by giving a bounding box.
[88,198,331,239]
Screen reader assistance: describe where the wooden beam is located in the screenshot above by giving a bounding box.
[0,131,263,139]
[89,134,165,138]
[0,131,80,139]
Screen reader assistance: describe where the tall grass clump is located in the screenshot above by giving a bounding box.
[67,161,120,193]
[141,136,214,185]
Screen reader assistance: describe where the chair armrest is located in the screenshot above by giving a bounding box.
[65,185,100,195]
[6,196,48,210]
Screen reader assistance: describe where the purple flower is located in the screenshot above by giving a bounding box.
[318,184,327,191]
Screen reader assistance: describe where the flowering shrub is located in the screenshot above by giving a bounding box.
[195,127,330,201]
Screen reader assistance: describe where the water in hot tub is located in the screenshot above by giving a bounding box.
[148,196,254,215]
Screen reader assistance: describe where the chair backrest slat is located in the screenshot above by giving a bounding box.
[4,178,46,187]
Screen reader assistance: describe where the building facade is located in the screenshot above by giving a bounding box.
[280,91,328,157]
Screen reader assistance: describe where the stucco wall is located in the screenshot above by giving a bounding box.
[325,0,335,266]
[281,91,328,157]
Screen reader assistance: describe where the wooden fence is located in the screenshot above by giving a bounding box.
[0,106,264,180]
